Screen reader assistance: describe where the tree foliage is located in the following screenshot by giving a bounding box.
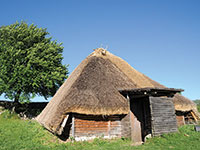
[194,100,200,112]
[0,21,68,102]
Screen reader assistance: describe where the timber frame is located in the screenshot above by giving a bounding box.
[119,87,184,98]
[119,87,183,143]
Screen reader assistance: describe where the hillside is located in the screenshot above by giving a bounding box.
[194,100,200,112]
[0,110,200,150]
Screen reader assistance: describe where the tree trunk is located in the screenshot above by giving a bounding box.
[14,90,21,103]
[12,90,22,112]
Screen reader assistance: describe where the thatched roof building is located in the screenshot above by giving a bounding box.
[37,48,198,141]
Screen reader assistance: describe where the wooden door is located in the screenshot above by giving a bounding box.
[130,99,143,143]
[130,97,151,142]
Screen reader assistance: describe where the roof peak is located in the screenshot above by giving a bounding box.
[93,48,108,56]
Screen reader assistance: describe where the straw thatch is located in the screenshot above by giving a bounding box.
[37,51,137,132]
[100,49,198,113]
[36,48,198,134]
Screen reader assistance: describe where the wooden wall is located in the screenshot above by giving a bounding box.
[73,114,123,141]
[120,113,131,138]
[60,96,180,141]
[175,111,185,126]
[149,97,178,136]
[176,115,185,126]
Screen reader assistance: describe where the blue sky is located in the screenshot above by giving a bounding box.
[0,0,199,101]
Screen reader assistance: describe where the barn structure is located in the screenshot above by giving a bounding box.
[36,48,199,143]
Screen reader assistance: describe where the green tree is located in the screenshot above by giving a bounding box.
[0,21,68,103]
[194,99,200,112]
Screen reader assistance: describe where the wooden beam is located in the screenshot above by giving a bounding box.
[191,111,198,122]
[57,115,69,135]
[61,115,69,128]
[126,94,130,101]
[182,115,185,125]
[108,120,111,137]
[72,114,75,138]
[127,94,142,144]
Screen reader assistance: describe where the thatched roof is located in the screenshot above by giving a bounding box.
[36,48,198,134]
[101,49,197,113]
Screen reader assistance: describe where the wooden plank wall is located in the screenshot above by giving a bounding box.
[149,97,178,136]
[175,111,185,126]
[120,113,131,138]
[176,115,185,126]
[120,95,132,139]
[73,114,123,140]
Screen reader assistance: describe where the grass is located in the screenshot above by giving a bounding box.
[0,110,200,150]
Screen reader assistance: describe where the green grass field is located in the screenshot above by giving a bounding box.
[0,110,200,150]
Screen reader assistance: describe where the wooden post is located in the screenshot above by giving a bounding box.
[57,115,69,135]
[61,115,69,128]
[127,94,142,145]
[191,111,198,122]
[127,95,142,145]
[127,94,130,109]
[108,120,111,137]
[72,114,75,138]
[182,115,186,125]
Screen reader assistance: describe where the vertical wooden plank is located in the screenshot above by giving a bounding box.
[149,97,154,135]
[130,111,142,143]
[176,115,185,126]
[61,115,69,128]
[108,120,111,137]
[127,94,142,143]
[182,115,186,125]
[127,94,130,110]
[57,115,69,135]
[120,113,131,138]
[72,114,75,138]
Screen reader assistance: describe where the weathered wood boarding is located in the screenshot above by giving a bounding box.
[71,114,123,141]
[149,97,178,136]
